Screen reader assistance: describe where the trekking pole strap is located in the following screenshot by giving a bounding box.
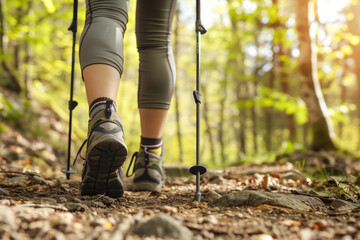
[68,0,78,33]
[195,0,207,34]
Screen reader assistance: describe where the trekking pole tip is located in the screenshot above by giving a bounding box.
[194,192,201,202]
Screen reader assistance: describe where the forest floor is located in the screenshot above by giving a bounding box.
[1,97,360,239]
[1,140,360,240]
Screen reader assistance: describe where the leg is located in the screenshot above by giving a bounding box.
[78,0,129,197]
[83,64,120,104]
[79,0,129,105]
[136,0,177,139]
[128,0,177,192]
[139,108,168,138]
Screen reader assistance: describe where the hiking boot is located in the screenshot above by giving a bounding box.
[81,100,128,198]
[126,147,165,192]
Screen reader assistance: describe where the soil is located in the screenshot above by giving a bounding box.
[1,129,360,239]
[0,162,360,240]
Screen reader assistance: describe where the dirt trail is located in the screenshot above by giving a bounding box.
[0,162,360,240]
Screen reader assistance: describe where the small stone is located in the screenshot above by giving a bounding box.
[346,225,356,234]
[249,234,273,240]
[71,197,82,203]
[132,213,193,240]
[0,199,11,206]
[57,197,67,203]
[30,175,48,185]
[203,215,219,225]
[41,198,57,204]
[160,206,178,214]
[208,175,225,184]
[342,235,352,240]
[201,230,214,239]
[205,190,221,202]
[300,228,315,240]
[0,188,10,196]
[64,202,88,212]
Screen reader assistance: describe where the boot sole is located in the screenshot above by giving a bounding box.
[81,137,128,198]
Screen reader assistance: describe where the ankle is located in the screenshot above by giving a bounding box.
[140,136,163,156]
[89,97,117,119]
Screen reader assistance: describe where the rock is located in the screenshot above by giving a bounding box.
[330,199,360,212]
[71,197,82,203]
[1,173,47,187]
[30,175,48,185]
[132,213,193,240]
[64,202,88,212]
[4,175,27,187]
[41,198,57,205]
[213,190,325,212]
[0,188,10,196]
[159,206,178,214]
[204,190,221,202]
[56,197,67,203]
[208,175,225,184]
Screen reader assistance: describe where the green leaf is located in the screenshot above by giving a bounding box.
[41,0,56,13]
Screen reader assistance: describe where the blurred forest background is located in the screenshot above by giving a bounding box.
[1,0,360,171]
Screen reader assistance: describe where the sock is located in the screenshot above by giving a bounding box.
[89,97,117,120]
[140,136,163,156]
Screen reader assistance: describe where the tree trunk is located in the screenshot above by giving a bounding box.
[0,0,21,93]
[172,8,184,163]
[295,0,335,150]
[239,83,247,155]
[265,41,275,151]
[219,61,229,165]
[346,2,360,148]
[23,2,33,99]
[276,0,297,143]
[279,44,297,142]
[227,0,246,156]
[201,85,216,165]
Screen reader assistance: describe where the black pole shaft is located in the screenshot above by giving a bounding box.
[196,32,200,165]
[194,30,201,201]
[196,0,201,21]
[65,0,78,180]
[190,0,207,202]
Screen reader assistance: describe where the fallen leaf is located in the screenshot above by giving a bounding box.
[104,220,112,230]
[312,221,327,231]
[280,219,301,226]
[260,174,269,188]
[269,172,281,179]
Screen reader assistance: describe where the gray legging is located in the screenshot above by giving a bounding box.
[79,0,177,109]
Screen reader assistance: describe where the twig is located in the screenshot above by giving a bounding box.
[20,203,68,211]
[0,170,26,176]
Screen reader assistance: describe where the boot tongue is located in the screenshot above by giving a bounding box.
[105,100,113,119]
[89,97,117,120]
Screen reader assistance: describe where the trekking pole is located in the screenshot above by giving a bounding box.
[189,0,207,203]
[61,0,78,179]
